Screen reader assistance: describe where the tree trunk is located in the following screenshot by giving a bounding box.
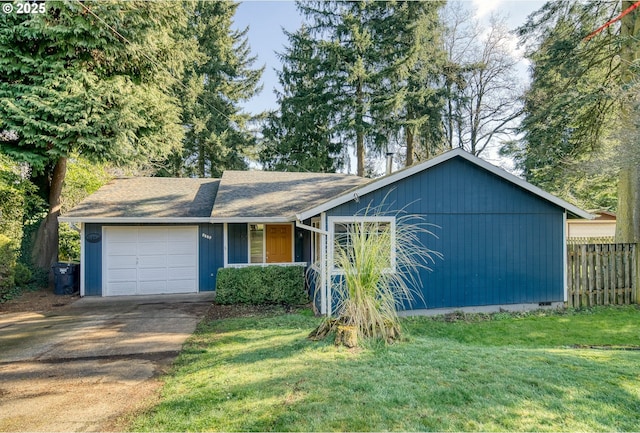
[356,79,365,177]
[445,79,454,150]
[615,2,640,243]
[406,111,414,166]
[197,141,205,177]
[616,166,640,242]
[32,157,67,276]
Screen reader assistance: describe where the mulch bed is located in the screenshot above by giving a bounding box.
[0,288,80,314]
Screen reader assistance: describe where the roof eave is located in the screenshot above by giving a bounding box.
[58,216,212,224]
[59,216,297,224]
[209,216,295,223]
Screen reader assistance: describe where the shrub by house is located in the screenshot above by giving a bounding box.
[215,265,308,305]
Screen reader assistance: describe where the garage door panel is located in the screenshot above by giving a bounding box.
[138,255,167,267]
[138,228,168,241]
[108,242,138,256]
[168,254,197,267]
[169,242,195,255]
[138,285,193,295]
[138,242,168,256]
[108,281,138,296]
[105,226,197,296]
[108,228,138,242]
[138,268,168,281]
[167,267,197,279]
[158,280,196,292]
[108,255,137,268]
[138,281,167,294]
[107,268,137,281]
[169,228,197,241]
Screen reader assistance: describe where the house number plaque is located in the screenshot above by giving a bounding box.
[85,233,102,243]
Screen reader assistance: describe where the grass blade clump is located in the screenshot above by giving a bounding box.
[310,203,440,346]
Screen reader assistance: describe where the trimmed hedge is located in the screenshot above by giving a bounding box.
[215,265,308,305]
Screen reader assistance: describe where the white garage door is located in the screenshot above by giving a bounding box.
[104,226,198,296]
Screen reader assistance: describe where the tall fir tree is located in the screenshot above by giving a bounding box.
[399,1,447,165]
[259,27,343,172]
[292,0,442,176]
[162,0,263,178]
[0,0,192,271]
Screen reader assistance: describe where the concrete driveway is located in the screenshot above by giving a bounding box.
[0,293,215,432]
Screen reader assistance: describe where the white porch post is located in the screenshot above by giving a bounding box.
[321,212,331,317]
[223,223,228,267]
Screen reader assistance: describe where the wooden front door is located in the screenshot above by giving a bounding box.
[265,224,293,263]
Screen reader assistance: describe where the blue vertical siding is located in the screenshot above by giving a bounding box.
[228,223,248,264]
[199,224,224,291]
[326,156,566,310]
[84,223,103,296]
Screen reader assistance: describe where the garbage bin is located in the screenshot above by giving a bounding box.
[52,263,79,295]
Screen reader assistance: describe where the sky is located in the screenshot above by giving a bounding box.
[232,0,547,117]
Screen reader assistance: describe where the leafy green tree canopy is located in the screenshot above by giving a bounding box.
[0,0,193,269]
[504,0,622,211]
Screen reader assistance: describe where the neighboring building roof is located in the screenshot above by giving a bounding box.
[59,178,220,223]
[593,211,616,220]
[297,148,594,221]
[211,170,368,222]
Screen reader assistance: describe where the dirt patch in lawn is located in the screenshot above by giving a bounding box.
[0,288,79,315]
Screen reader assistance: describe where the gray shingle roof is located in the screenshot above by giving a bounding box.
[211,171,368,220]
[61,177,220,219]
[60,171,368,222]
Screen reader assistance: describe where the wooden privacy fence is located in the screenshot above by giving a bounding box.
[567,243,637,308]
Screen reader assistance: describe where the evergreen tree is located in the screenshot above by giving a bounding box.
[0,1,191,270]
[294,0,441,176]
[164,0,263,178]
[507,1,623,211]
[259,27,342,172]
[400,1,446,165]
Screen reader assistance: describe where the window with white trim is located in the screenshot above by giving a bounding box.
[329,217,395,273]
[249,224,264,263]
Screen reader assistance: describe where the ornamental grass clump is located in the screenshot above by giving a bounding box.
[310,205,440,347]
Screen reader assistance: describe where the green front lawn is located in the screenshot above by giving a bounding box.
[132,306,640,431]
